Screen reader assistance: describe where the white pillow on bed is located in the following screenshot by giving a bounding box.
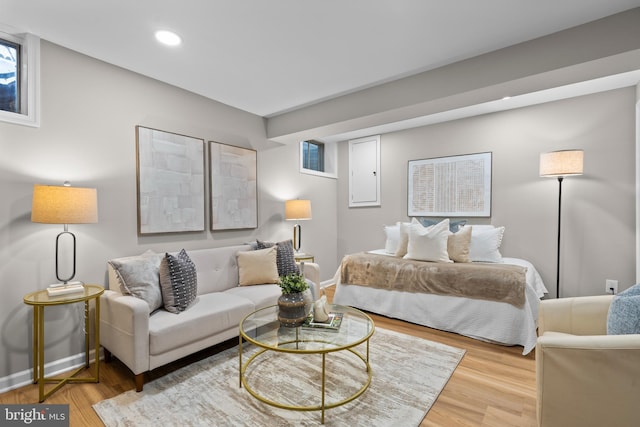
[468,226,505,262]
[403,219,452,263]
[384,223,400,254]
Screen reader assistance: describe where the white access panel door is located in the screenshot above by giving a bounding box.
[349,135,380,207]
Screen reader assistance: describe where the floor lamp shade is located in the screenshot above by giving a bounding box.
[539,150,583,298]
[285,199,312,252]
[539,150,584,177]
[31,184,98,283]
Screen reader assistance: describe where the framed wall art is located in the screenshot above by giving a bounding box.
[209,141,257,230]
[408,152,492,217]
[136,126,205,234]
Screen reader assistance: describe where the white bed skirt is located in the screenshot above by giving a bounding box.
[333,257,547,355]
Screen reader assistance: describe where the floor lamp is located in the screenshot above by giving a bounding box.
[285,199,312,254]
[31,182,98,287]
[539,150,584,298]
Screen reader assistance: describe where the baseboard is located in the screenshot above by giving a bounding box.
[0,348,103,394]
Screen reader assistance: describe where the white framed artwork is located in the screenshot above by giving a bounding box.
[209,141,257,230]
[136,126,205,234]
[408,152,492,217]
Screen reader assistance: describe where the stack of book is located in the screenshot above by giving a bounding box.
[302,312,344,331]
[47,283,85,297]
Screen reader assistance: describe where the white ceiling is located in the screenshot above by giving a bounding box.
[2,0,640,118]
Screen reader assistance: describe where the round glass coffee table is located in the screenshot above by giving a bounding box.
[239,303,375,424]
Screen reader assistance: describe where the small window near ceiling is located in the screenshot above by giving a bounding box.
[0,27,40,127]
[0,37,19,114]
[299,139,337,179]
[302,140,325,172]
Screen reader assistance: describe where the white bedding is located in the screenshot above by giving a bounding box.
[332,252,548,355]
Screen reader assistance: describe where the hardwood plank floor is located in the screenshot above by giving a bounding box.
[0,285,537,426]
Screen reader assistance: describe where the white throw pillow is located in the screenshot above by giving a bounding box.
[384,223,400,254]
[404,219,452,263]
[469,226,505,262]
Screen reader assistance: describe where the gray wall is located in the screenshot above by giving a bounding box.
[337,88,637,299]
[0,42,336,385]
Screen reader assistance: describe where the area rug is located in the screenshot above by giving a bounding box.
[93,328,465,426]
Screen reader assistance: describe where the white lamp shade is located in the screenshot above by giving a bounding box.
[539,150,584,177]
[31,184,98,224]
[285,199,312,220]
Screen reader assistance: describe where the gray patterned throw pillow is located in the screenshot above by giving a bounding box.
[159,249,198,314]
[256,239,300,277]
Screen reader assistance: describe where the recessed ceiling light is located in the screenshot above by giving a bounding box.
[155,30,182,47]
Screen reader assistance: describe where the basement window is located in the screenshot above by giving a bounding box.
[302,140,324,172]
[0,27,40,127]
[299,139,337,179]
[0,38,18,113]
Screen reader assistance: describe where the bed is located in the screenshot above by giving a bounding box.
[332,249,547,355]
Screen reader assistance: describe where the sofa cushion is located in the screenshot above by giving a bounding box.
[237,246,279,286]
[159,249,198,314]
[256,239,300,276]
[186,245,253,294]
[225,283,281,311]
[108,250,164,312]
[607,284,640,335]
[148,293,255,355]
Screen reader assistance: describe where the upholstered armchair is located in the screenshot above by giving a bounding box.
[535,295,640,427]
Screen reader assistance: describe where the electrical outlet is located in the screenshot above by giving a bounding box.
[606,279,618,295]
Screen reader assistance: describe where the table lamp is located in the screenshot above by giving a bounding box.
[31,182,98,287]
[285,199,312,254]
[539,149,584,298]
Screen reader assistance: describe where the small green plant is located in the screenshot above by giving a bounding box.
[278,273,309,294]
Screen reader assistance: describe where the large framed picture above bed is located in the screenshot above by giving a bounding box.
[408,152,492,217]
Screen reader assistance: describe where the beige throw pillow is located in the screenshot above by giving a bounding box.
[237,246,279,286]
[394,218,420,257]
[447,225,472,263]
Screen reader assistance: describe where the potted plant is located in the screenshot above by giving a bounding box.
[277,273,310,327]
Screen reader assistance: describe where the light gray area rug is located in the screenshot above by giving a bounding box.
[93,328,465,426]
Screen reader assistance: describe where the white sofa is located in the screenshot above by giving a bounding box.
[100,244,320,391]
[536,295,640,427]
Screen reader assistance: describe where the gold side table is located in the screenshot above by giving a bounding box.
[23,284,104,402]
[294,253,314,263]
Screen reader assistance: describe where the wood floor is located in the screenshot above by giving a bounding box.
[0,285,537,426]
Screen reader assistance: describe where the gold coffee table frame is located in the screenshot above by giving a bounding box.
[23,284,104,402]
[239,304,375,424]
